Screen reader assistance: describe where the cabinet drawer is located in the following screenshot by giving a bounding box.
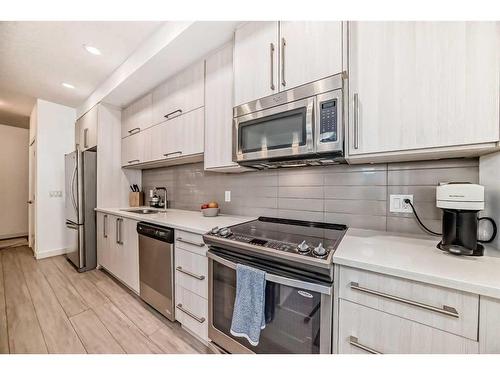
[175,248,208,298]
[339,266,479,340]
[175,230,207,256]
[338,300,479,354]
[175,285,208,341]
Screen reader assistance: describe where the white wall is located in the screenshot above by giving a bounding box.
[0,124,29,239]
[480,152,500,251]
[33,99,75,258]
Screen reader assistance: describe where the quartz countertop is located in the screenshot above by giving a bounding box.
[95,207,255,235]
[332,228,500,299]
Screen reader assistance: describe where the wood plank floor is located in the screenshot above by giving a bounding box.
[0,246,212,354]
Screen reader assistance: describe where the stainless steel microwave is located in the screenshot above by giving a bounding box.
[233,74,344,169]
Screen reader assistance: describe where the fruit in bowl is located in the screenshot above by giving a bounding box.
[201,202,219,217]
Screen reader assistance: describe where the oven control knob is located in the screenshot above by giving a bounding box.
[219,227,232,237]
[313,243,328,258]
[211,226,220,235]
[297,240,310,253]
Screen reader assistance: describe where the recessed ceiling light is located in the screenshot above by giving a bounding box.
[62,82,75,89]
[84,44,101,56]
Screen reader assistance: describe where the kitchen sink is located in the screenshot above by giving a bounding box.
[122,209,160,214]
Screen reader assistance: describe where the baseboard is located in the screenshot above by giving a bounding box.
[0,232,28,240]
[35,247,69,260]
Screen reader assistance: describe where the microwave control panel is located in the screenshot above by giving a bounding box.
[319,99,337,143]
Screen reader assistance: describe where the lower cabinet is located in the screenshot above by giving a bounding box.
[174,230,209,342]
[479,296,500,353]
[96,212,139,293]
[338,299,479,354]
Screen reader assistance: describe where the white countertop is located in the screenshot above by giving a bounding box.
[95,207,255,235]
[332,228,500,299]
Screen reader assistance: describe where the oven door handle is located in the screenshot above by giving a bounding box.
[207,251,332,295]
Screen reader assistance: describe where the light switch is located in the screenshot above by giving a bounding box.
[225,191,231,202]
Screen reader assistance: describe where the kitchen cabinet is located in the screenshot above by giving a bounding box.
[479,296,500,353]
[121,131,146,167]
[96,212,139,293]
[76,105,98,150]
[347,21,500,162]
[151,61,205,126]
[279,22,342,91]
[234,22,279,106]
[233,21,343,106]
[121,93,152,138]
[338,300,478,354]
[204,43,248,172]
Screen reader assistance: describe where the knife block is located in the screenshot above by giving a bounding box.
[129,192,144,207]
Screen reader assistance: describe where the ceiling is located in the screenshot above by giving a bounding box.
[0,21,163,128]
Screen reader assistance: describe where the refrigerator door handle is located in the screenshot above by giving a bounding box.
[70,163,78,214]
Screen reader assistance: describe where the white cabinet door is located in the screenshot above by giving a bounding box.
[96,212,112,269]
[479,296,500,353]
[121,132,146,167]
[279,21,342,91]
[176,107,204,157]
[114,217,139,293]
[338,300,479,354]
[348,21,500,156]
[205,43,247,172]
[151,61,205,125]
[121,93,152,138]
[234,21,279,106]
[77,105,98,150]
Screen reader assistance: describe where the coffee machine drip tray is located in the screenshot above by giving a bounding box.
[437,241,484,256]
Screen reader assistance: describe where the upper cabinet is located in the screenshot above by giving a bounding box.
[279,22,342,91]
[233,21,343,106]
[121,93,152,138]
[347,22,500,161]
[205,42,249,172]
[152,61,205,125]
[76,105,98,150]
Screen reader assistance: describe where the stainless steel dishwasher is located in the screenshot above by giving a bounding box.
[137,221,175,321]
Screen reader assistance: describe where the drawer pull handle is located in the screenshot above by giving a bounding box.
[176,303,205,323]
[176,237,205,247]
[164,109,182,119]
[128,127,140,134]
[163,151,183,158]
[176,266,205,280]
[349,336,382,354]
[127,159,140,164]
[349,282,459,318]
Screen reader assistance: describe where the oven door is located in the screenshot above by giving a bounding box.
[233,97,315,163]
[207,250,332,354]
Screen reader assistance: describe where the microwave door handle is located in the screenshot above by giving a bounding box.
[207,252,331,295]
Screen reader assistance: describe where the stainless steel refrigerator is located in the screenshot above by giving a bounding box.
[65,150,97,272]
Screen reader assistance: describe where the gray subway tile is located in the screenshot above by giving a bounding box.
[324,171,387,186]
[388,167,478,186]
[325,199,386,216]
[325,186,386,201]
[278,198,324,212]
[325,213,387,231]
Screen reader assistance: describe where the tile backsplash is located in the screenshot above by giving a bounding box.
[142,158,479,235]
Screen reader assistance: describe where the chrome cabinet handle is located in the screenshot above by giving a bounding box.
[84,128,89,148]
[127,159,140,164]
[116,218,123,245]
[269,43,275,91]
[163,151,183,158]
[176,266,205,280]
[128,127,140,135]
[103,214,108,238]
[349,282,459,318]
[281,37,286,87]
[176,237,205,247]
[349,336,382,354]
[176,304,205,323]
[164,109,182,119]
[353,93,359,150]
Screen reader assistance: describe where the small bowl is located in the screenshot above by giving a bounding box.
[201,207,219,217]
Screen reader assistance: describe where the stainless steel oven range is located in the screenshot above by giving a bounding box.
[233,73,344,169]
[202,217,347,354]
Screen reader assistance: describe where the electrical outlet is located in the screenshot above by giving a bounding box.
[389,194,413,213]
[225,190,231,202]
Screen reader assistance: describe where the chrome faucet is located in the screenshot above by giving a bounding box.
[155,187,168,211]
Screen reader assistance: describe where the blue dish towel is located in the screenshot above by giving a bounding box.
[230,264,266,346]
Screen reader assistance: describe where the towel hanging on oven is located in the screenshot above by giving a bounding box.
[230,264,266,346]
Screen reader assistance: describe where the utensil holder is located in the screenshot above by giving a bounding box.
[129,192,144,207]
